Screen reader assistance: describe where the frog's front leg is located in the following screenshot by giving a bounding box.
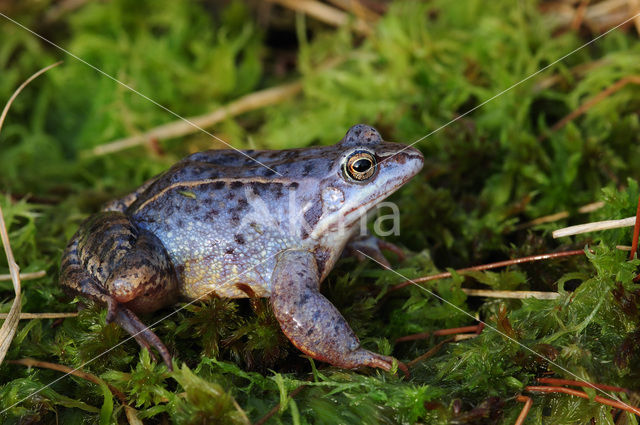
[60,211,179,369]
[344,235,405,268]
[271,249,405,373]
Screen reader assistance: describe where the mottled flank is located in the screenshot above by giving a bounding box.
[60,124,423,372]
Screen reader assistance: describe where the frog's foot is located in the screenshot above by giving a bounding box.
[271,249,405,376]
[344,235,405,268]
[113,306,173,370]
[347,349,410,378]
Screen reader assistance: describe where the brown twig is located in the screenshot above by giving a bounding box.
[9,358,127,404]
[266,0,371,35]
[389,250,585,292]
[0,62,62,366]
[630,195,640,260]
[0,270,46,282]
[396,324,483,343]
[407,333,478,368]
[87,81,303,157]
[514,395,533,425]
[571,0,591,30]
[525,386,640,417]
[0,312,78,320]
[253,384,307,425]
[540,75,640,142]
[536,377,631,394]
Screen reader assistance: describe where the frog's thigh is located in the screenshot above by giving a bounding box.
[270,249,395,371]
[104,226,179,314]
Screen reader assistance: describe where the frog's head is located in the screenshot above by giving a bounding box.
[301,124,424,244]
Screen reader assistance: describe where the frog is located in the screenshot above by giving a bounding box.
[60,124,423,374]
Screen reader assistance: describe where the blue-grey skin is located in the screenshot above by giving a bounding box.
[60,124,423,373]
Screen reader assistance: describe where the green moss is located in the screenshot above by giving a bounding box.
[2,0,640,423]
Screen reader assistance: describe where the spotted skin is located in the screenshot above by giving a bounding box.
[60,124,423,372]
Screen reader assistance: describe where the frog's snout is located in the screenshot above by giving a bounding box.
[379,144,424,181]
[402,145,424,178]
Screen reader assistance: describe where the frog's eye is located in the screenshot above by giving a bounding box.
[344,151,376,182]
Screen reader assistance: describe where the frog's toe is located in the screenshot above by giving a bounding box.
[114,307,174,370]
[345,235,405,268]
[105,297,118,324]
[351,349,410,378]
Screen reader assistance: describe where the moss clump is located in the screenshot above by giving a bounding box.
[1,0,640,423]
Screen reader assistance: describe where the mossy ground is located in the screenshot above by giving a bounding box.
[1,1,640,423]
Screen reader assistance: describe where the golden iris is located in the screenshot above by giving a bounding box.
[344,151,376,182]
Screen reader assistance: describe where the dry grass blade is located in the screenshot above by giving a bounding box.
[460,288,561,300]
[629,195,640,260]
[325,0,380,22]
[0,312,78,320]
[87,81,302,157]
[266,0,371,35]
[514,201,604,230]
[0,61,62,366]
[553,216,636,238]
[0,270,46,281]
[124,406,144,425]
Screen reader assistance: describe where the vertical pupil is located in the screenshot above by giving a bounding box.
[353,158,371,172]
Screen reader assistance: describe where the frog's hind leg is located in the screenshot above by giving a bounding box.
[60,211,179,369]
[270,249,407,375]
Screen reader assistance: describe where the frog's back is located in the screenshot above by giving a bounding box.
[122,148,328,300]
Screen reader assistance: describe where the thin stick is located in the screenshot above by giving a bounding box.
[389,250,585,292]
[9,358,127,403]
[87,81,303,157]
[461,288,561,300]
[0,270,46,282]
[571,0,591,30]
[514,395,533,425]
[525,386,640,417]
[266,0,371,35]
[0,62,62,366]
[552,216,636,238]
[396,324,482,343]
[540,76,640,141]
[630,195,640,260]
[0,312,78,320]
[536,377,631,394]
[253,384,306,425]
